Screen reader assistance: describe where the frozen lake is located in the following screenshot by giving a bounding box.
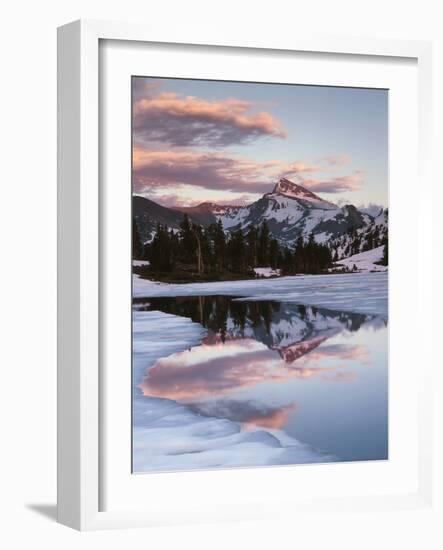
[132,273,388,473]
[133,271,388,317]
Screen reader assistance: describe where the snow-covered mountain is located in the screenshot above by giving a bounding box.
[328,207,388,260]
[134,178,387,253]
[208,178,370,245]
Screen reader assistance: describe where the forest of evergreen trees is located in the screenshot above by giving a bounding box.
[133,214,333,281]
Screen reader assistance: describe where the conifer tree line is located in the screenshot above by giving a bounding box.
[133,214,333,277]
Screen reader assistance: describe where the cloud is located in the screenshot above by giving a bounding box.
[132,79,162,100]
[133,148,364,199]
[133,91,286,147]
[319,154,351,166]
[139,337,364,403]
[133,148,274,194]
[298,171,365,193]
[154,191,257,208]
[189,399,297,430]
[279,161,320,177]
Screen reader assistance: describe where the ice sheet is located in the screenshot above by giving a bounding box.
[133,271,388,318]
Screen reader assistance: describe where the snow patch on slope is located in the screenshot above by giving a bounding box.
[336,246,387,273]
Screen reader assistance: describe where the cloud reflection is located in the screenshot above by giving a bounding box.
[139,337,368,403]
[189,399,297,430]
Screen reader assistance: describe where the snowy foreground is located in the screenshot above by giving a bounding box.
[133,271,387,472]
[134,271,388,318]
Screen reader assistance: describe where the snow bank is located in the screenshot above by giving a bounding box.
[133,310,334,473]
[133,310,205,383]
[133,396,333,472]
[133,271,388,318]
[336,246,387,273]
[133,259,150,267]
[254,267,281,278]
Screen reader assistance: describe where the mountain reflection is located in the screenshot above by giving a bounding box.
[134,295,372,351]
[136,296,385,438]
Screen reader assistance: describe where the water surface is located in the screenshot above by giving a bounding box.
[136,295,388,463]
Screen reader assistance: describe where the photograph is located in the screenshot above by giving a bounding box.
[0,0,436,540]
[131,76,389,473]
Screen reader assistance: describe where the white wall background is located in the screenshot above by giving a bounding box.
[0,1,441,548]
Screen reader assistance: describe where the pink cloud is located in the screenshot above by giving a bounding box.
[132,79,162,100]
[266,156,362,194]
[133,148,364,197]
[195,400,297,431]
[319,154,351,166]
[155,193,257,208]
[299,171,365,193]
[133,91,287,147]
[133,148,274,194]
[280,161,320,177]
[138,338,363,403]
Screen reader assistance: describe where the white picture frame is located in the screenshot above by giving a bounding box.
[57,19,433,531]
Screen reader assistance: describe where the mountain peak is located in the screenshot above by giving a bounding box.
[272,178,321,200]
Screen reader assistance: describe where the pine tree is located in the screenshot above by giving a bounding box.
[192,223,205,274]
[290,234,332,274]
[148,223,173,271]
[227,230,246,273]
[246,225,258,269]
[258,220,271,265]
[179,214,195,262]
[132,219,143,260]
[293,236,305,273]
[269,239,279,269]
[209,219,227,272]
[381,236,388,266]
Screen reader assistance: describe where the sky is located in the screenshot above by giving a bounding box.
[132,76,388,212]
